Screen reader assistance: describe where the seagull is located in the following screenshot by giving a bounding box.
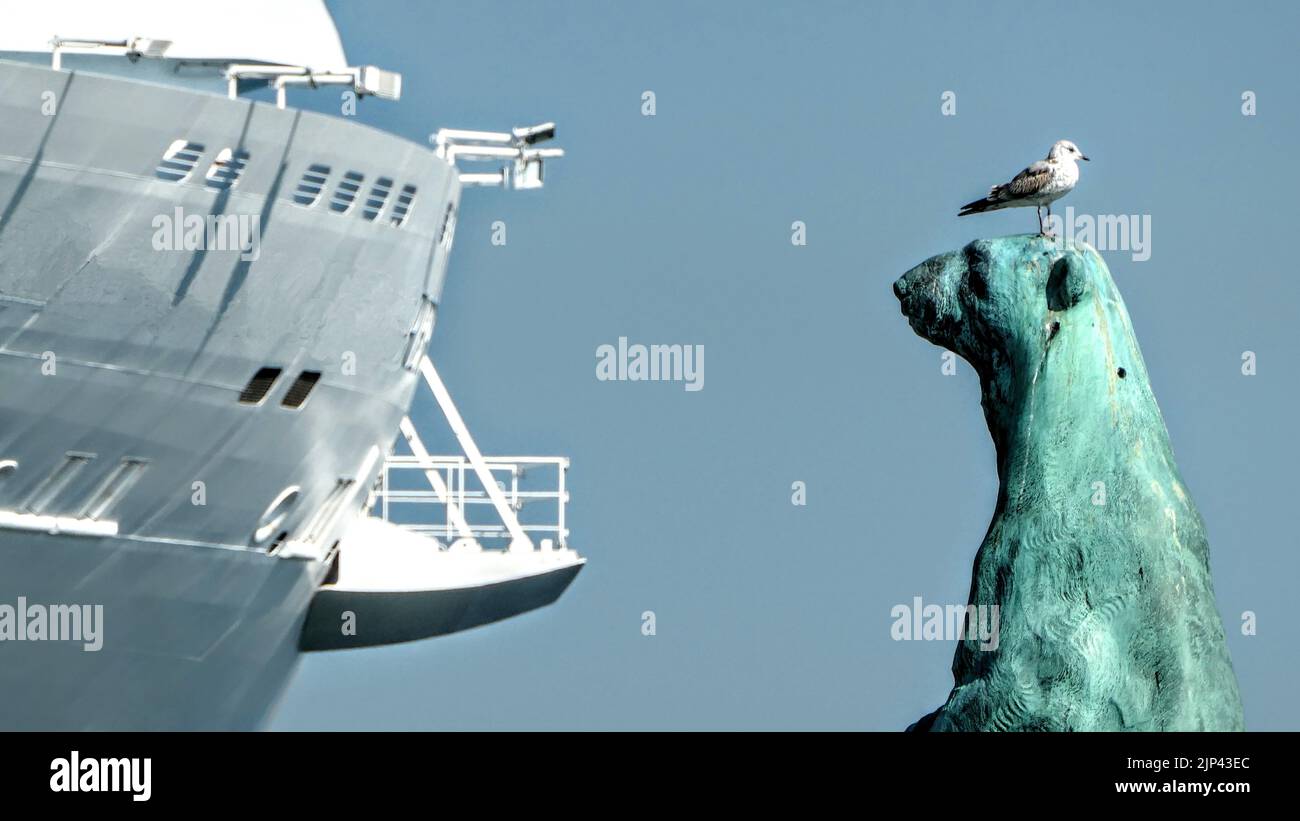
[959,140,1089,235]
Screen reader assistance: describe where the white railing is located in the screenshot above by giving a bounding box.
[225,64,402,109]
[373,454,569,549]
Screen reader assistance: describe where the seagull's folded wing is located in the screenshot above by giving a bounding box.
[1005,161,1053,199]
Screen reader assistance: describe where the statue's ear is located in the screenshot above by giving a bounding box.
[1046,253,1088,311]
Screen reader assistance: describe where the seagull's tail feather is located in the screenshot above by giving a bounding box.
[959,184,1012,217]
[958,199,994,216]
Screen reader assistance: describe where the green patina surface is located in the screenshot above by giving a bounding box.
[894,235,1244,731]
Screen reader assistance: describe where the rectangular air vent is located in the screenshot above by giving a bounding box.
[362,177,394,221]
[21,452,94,514]
[205,148,250,191]
[155,140,206,182]
[390,184,417,227]
[293,164,331,206]
[77,457,148,520]
[330,171,365,214]
[281,371,321,409]
[238,367,283,405]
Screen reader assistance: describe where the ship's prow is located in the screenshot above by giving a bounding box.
[0,0,582,729]
[300,515,584,651]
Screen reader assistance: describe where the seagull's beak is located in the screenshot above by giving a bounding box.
[1080,154,1090,161]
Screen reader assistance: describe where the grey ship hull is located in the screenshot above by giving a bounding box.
[0,58,459,728]
[0,531,312,729]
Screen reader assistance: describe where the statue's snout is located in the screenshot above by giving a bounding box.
[894,252,962,346]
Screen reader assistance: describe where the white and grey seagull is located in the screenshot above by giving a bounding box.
[959,139,1089,235]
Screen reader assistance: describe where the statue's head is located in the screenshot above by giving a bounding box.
[892,235,1097,378]
[893,234,1159,468]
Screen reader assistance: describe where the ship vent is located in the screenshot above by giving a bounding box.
[390,184,417,226]
[155,140,206,183]
[204,148,250,191]
[281,371,322,409]
[330,171,365,214]
[362,177,394,221]
[22,452,94,514]
[438,203,457,249]
[238,367,283,405]
[402,297,437,370]
[77,457,148,520]
[293,164,331,206]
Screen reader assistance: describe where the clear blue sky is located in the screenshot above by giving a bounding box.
[272,0,1300,729]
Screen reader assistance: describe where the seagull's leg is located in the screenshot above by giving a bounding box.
[1036,206,1044,236]
[1045,204,1055,239]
